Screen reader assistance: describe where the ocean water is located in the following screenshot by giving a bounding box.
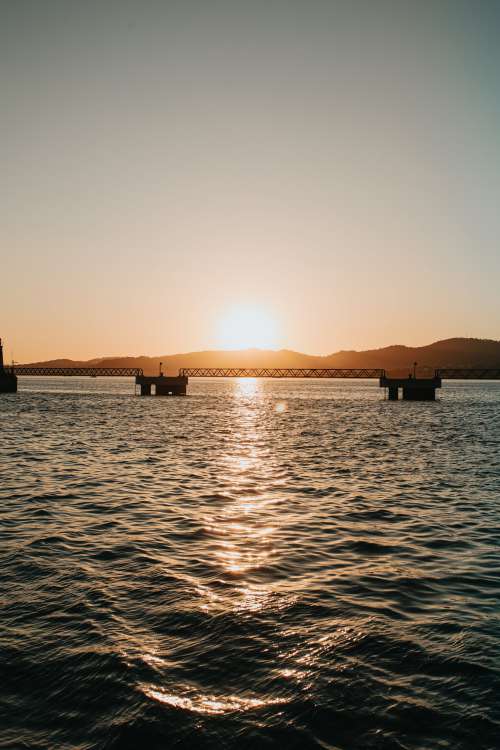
[1,377,500,750]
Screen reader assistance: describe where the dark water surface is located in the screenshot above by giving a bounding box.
[1,378,500,749]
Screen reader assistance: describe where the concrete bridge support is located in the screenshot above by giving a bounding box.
[0,372,17,393]
[139,381,151,396]
[380,376,441,401]
[136,375,188,396]
[0,338,17,393]
[402,385,437,401]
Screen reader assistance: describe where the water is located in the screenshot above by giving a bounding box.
[1,378,500,750]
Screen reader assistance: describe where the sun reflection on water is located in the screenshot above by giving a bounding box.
[140,683,288,714]
[132,378,305,718]
[197,377,285,609]
[118,377,361,724]
[235,376,260,397]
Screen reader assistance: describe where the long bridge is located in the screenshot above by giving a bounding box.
[8,365,500,381]
[178,367,386,378]
[1,341,500,400]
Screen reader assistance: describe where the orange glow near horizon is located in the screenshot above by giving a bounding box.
[4,2,500,364]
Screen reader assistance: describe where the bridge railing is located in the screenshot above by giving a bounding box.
[178,367,386,378]
[13,366,144,377]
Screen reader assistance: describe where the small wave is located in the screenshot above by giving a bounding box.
[341,539,400,555]
[2,378,500,750]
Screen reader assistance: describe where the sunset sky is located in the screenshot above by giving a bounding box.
[3,0,500,362]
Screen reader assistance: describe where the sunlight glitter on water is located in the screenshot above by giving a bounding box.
[141,684,288,715]
[2,378,500,749]
[235,377,261,397]
[204,383,282,577]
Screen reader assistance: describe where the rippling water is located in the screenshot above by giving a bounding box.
[1,378,500,749]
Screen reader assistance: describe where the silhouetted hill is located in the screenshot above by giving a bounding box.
[24,338,500,376]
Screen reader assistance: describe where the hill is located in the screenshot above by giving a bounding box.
[24,338,500,376]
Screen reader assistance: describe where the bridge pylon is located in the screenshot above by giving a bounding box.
[0,339,17,393]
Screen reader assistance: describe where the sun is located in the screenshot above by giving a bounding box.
[216,305,279,349]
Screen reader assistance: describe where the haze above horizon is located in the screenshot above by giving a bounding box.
[3,1,500,362]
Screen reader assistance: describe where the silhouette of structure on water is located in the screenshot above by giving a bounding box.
[0,339,17,393]
[3,338,500,399]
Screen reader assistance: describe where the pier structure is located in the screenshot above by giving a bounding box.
[136,374,188,396]
[0,339,17,393]
[379,375,442,401]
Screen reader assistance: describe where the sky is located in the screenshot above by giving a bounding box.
[2,0,500,362]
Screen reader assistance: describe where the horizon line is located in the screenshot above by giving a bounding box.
[16,335,500,365]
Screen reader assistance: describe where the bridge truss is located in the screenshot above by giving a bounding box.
[14,366,144,377]
[11,366,500,380]
[178,367,386,378]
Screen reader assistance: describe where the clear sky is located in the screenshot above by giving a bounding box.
[2,0,500,362]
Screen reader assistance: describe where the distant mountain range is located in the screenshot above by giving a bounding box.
[24,338,500,376]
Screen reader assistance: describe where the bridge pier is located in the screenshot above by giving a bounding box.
[139,381,151,396]
[136,375,188,396]
[0,370,17,393]
[402,385,437,401]
[0,339,17,393]
[380,376,441,401]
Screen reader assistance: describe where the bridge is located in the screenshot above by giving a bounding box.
[178,367,386,378]
[8,366,500,380]
[2,336,500,400]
